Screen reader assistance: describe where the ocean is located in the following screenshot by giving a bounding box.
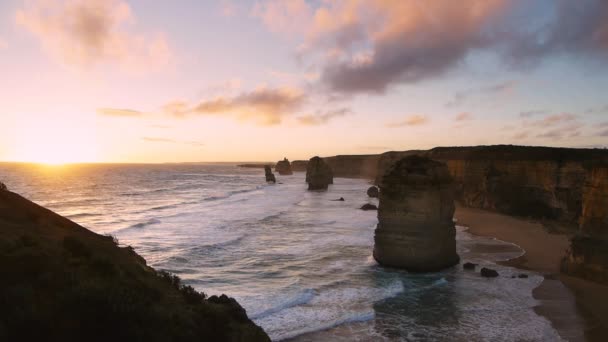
[0,163,564,341]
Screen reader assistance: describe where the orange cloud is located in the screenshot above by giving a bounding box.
[164,87,306,125]
[97,108,143,117]
[454,112,473,121]
[297,107,351,126]
[386,115,429,127]
[15,0,172,71]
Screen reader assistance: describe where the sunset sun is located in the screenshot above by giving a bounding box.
[7,118,98,164]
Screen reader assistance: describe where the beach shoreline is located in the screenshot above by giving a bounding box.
[455,206,608,342]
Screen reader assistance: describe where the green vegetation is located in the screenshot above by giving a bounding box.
[0,190,269,341]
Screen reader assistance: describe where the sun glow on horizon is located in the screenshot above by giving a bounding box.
[6,117,99,165]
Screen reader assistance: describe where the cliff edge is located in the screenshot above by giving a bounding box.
[0,189,270,341]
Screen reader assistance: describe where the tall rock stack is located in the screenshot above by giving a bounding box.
[306,157,333,190]
[373,155,459,271]
[0,181,7,191]
[275,158,293,175]
[264,165,276,183]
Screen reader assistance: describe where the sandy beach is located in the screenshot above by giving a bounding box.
[456,206,608,342]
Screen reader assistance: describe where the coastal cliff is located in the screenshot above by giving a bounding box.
[0,189,269,341]
[374,156,459,271]
[562,163,608,284]
[319,145,608,284]
[374,146,608,224]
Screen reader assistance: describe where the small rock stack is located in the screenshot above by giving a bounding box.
[264,165,276,183]
[305,157,333,190]
[275,158,293,175]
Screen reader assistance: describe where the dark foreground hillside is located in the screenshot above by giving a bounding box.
[0,188,269,342]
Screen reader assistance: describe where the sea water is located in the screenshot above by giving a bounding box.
[0,163,564,341]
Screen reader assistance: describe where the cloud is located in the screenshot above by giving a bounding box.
[255,0,608,95]
[97,107,143,117]
[445,80,516,107]
[219,0,242,18]
[142,137,173,143]
[164,87,306,125]
[531,113,578,127]
[15,0,172,70]
[358,145,392,151]
[251,0,313,35]
[599,129,608,137]
[297,107,351,126]
[454,112,473,121]
[0,37,7,49]
[519,110,547,118]
[142,137,204,147]
[386,115,429,128]
[513,131,530,139]
[536,123,584,139]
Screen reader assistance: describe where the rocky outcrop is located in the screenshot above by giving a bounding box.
[463,262,477,270]
[264,165,276,183]
[481,267,499,278]
[367,186,379,198]
[561,236,608,284]
[0,181,6,191]
[373,156,459,272]
[306,157,333,190]
[360,203,378,211]
[275,158,293,175]
[0,189,270,341]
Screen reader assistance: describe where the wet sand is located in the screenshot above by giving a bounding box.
[456,206,608,342]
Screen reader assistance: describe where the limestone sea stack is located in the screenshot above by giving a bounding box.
[306,156,333,190]
[373,155,459,271]
[264,165,276,183]
[275,158,293,175]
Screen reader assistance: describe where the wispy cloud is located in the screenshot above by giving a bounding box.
[142,137,204,147]
[142,137,173,143]
[454,112,473,121]
[163,87,306,125]
[519,110,547,118]
[97,108,143,117]
[297,107,351,126]
[531,113,578,127]
[386,115,429,128]
[357,145,392,151]
[445,81,516,107]
[536,123,584,139]
[15,0,172,71]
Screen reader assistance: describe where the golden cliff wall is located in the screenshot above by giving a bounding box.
[561,164,608,284]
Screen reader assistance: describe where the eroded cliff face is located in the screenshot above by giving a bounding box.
[291,160,308,172]
[579,165,608,239]
[374,146,608,224]
[324,155,380,179]
[562,164,608,284]
[374,156,459,271]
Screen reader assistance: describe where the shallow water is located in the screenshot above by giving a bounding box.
[0,163,563,341]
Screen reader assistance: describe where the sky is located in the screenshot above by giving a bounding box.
[1,0,607,163]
